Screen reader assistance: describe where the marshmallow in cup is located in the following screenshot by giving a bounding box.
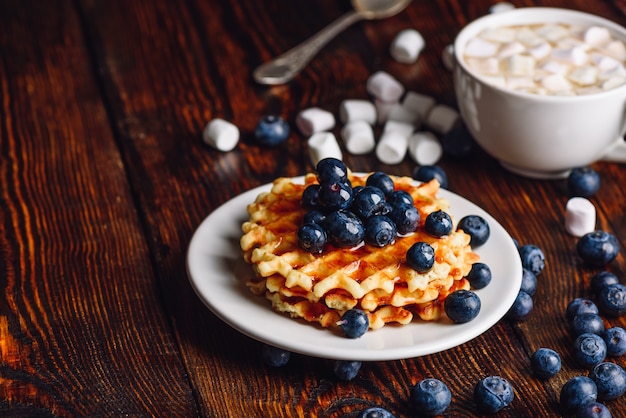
[453,7,626,179]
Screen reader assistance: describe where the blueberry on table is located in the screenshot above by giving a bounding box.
[412,164,448,189]
[339,309,369,338]
[406,242,435,273]
[566,298,599,321]
[507,290,533,321]
[597,284,626,317]
[332,360,362,381]
[573,333,607,368]
[388,202,419,235]
[568,166,601,197]
[357,406,395,418]
[440,120,475,159]
[324,210,365,248]
[575,401,612,418]
[520,268,537,296]
[560,376,598,414]
[297,223,327,254]
[466,262,492,289]
[570,313,605,337]
[410,378,452,416]
[590,271,620,295]
[316,157,348,183]
[577,231,619,267]
[424,210,453,237]
[364,215,396,247]
[588,361,626,401]
[531,347,561,379]
[366,172,395,198]
[351,186,388,220]
[602,327,626,357]
[457,214,490,247]
[318,180,353,211]
[254,115,290,146]
[444,289,481,323]
[387,190,414,207]
[473,376,514,414]
[261,344,291,367]
[518,244,545,276]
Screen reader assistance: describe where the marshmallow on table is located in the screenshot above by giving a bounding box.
[374,98,397,124]
[402,91,436,122]
[308,132,342,167]
[425,104,459,135]
[387,103,420,126]
[375,120,414,165]
[341,121,375,155]
[366,71,405,102]
[202,118,239,152]
[565,197,596,237]
[390,29,425,64]
[296,107,335,136]
[408,131,443,165]
[339,99,377,125]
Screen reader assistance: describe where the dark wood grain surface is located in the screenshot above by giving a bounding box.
[2,0,626,416]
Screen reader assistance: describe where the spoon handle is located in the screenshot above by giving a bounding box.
[253,11,364,85]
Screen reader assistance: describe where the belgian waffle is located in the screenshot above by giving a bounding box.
[240,173,479,330]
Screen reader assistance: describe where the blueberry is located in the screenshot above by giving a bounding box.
[576,401,612,418]
[457,215,490,247]
[531,348,562,379]
[466,262,492,289]
[413,165,449,189]
[406,242,435,273]
[588,361,626,401]
[357,407,395,418]
[444,289,481,323]
[473,376,514,414]
[424,210,453,237]
[560,376,598,414]
[388,203,420,235]
[254,115,290,146]
[261,344,291,367]
[318,180,353,211]
[340,309,369,338]
[590,271,620,295]
[303,209,326,226]
[508,290,533,320]
[332,360,362,381]
[351,186,388,220]
[316,158,348,183]
[567,298,599,321]
[440,121,475,159]
[520,268,537,296]
[568,166,601,197]
[571,313,605,336]
[519,244,545,276]
[366,172,395,198]
[301,184,321,210]
[602,327,626,357]
[387,190,414,207]
[297,223,327,254]
[597,284,626,317]
[324,210,365,248]
[573,333,607,368]
[364,215,396,247]
[577,231,619,267]
[410,378,452,416]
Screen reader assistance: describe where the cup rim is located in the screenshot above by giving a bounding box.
[453,6,626,102]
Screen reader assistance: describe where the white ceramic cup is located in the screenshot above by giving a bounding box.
[453,7,626,179]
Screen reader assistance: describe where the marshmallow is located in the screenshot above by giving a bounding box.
[498,41,526,58]
[537,24,569,43]
[584,26,611,47]
[390,29,425,64]
[541,60,570,75]
[464,37,500,58]
[296,107,335,136]
[540,74,573,93]
[551,46,588,66]
[565,197,596,237]
[479,27,517,43]
[516,27,545,47]
[442,44,455,71]
[466,57,501,75]
[528,42,552,60]
[374,99,397,124]
[505,54,536,77]
[387,103,420,125]
[339,99,377,125]
[202,118,239,152]
[376,128,410,165]
[591,53,621,71]
[402,91,436,121]
[366,71,405,102]
[604,40,626,61]
[425,105,459,134]
[408,131,443,165]
[341,121,375,155]
[568,66,598,86]
[383,119,415,137]
[602,76,626,90]
[308,132,342,167]
[489,2,515,14]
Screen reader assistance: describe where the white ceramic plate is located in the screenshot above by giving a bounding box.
[186,177,522,361]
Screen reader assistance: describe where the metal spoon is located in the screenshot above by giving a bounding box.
[253,0,412,85]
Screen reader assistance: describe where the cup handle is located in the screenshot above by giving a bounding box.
[601,138,626,163]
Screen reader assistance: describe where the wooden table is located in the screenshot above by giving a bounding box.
[2,0,626,416]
